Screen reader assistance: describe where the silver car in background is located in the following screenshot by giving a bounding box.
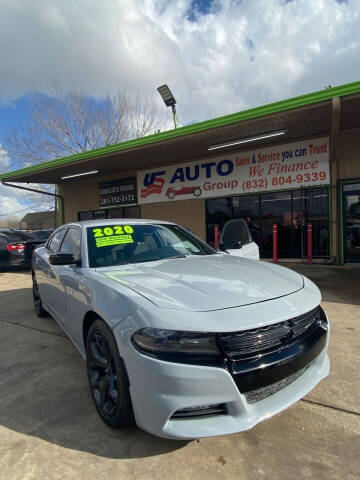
[32,219,329,439]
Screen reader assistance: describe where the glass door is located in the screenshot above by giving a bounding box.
[260,192,293,258]
[343,182,360,263]
[301,188,330,259]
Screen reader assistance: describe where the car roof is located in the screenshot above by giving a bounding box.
[0,229,31,235]
[58,219,176,229]
[0,230,32,240]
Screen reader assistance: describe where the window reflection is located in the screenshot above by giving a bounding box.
[78,206,141,221]
[206,187,329,258]
[206,198,231,246]
[343,183,360,262]
[261,192,293,258]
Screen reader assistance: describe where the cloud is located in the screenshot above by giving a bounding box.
[0,182,55,218]
[0,145,54,217]
[0,0,359,124]
[0,143,10,173]
[0,144,22,217]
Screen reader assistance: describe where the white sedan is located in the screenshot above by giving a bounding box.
[32,219,329,439]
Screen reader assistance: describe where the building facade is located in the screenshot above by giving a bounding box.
[21,211,56,230]
[2,82,360,263]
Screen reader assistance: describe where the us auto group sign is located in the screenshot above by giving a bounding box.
[137,137,330,204]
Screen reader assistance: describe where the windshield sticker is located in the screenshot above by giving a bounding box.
[92,225,134,248]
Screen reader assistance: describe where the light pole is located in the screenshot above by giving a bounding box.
[157,84,179,129]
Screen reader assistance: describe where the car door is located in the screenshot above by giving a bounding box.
[37,228,68,317]
[219,219,260,260]
[56,227,83,344]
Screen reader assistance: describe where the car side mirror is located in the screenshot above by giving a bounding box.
[49,253,78,265]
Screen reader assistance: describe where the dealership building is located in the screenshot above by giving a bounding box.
[1,81,360,264]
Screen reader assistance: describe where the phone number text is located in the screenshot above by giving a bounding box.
[242,171,327,192]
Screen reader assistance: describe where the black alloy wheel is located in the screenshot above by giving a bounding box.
[32,277,49,318]
[86,320,134,428]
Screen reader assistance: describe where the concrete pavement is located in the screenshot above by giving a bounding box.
[0,267,359,480]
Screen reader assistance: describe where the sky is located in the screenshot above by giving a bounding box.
[0,0,359,219]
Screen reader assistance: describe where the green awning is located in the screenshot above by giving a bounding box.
[1,81,360,184]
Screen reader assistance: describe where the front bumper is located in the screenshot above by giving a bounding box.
[114,311,329,440]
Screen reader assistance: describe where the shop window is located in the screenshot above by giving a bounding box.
[303,188,329,258]
[78,211,94,221]
[93,210,107,219]
[343,182,360,263]
[123,206,141,218]
[232,195,261,247]
[206,198,232,247]
[78,206,141,221]
[206,187,329,259]
[344,182,360,192]
[261,192,293,258]
[107,208,123,219]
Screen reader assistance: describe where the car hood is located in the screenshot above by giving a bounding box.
[97,255,304,312]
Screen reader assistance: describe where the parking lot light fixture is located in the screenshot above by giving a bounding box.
[157,84,179,129]
[208,130,287,151]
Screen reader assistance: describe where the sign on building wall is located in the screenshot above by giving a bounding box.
[137,137,330,204]
[99,177,137,208]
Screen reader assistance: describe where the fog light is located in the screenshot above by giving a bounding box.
[171,403,226,419]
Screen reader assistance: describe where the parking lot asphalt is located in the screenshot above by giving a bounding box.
[0,265,359,480]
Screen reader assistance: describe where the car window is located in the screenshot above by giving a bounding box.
[60,228,81,260]
[0,235,7,245]
[48,229,67,253]
[87,223,216,268]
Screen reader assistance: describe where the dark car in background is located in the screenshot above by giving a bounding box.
[30,229,54,241]
[0,230,45,269]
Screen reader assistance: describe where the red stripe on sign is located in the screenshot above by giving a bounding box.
[140,177,165,198]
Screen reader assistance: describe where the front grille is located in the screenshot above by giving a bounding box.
[244,366,309,403]
[218,307,321,359]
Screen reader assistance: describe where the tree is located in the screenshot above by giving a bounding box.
[4,84,168,166]
[0,215,20,229]
[1,84,169,216]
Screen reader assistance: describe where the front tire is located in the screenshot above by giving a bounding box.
[86,319,134,428]
[33,277,49,318]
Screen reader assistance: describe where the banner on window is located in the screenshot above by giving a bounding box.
[137,137,330,204]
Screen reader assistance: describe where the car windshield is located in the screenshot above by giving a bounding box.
[87,223,216,268]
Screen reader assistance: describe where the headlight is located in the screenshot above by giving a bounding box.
[132,328,222,363]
